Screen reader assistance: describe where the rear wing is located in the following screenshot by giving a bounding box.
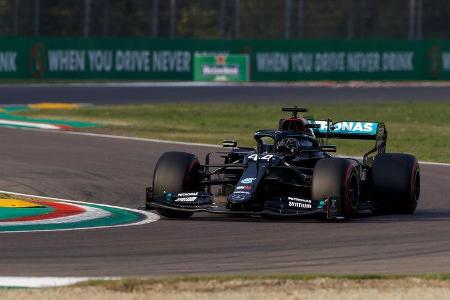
[307,120,384,140]
[307,119,387,165]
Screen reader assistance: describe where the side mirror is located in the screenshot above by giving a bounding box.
[223,140,237,148]
[320,145,337,152]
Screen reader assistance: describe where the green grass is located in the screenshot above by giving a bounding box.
[18,102,450,163]
[75,273,450,292]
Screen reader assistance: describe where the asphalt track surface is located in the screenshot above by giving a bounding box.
[2,83,450,104]
[0,127,449,276]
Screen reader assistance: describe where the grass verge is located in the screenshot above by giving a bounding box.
[75,273,450,291]
[18,102,450,163]
[2,274,450,299]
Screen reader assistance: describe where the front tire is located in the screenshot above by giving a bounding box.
[312,158,360,220]
[153,151,201,218]
[372,153,420,214]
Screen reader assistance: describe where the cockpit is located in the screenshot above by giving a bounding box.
[254,107,322,157]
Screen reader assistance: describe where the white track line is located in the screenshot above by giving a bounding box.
[2,81,450,88]
[4,127,450,166]
[47,130,450,167]
[55,129,220,148]
[415,161,450,167]
[0,119,62,130]
[0,276,118,288]
[0,190,159,233]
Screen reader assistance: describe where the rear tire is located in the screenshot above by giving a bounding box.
[153,151,201,218]
[372,153,420,214]
[312,158,360,220]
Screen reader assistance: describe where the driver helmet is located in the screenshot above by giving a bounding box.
[275,137,301,155]
[279,117,315,137]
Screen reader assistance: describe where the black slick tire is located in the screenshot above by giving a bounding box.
[372,153,420,214]
[312,158,360,220]
[153,151,201,218]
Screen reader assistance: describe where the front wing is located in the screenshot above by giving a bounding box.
[145,188,345,219]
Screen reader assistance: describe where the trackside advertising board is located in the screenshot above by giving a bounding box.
[193,54,249,82]
[1,37,450,80]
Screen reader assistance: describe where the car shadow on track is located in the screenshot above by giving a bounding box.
[154,209,450,224]
[359,209,450,223]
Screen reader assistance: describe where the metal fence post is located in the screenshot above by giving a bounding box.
[33,0,40,36]
[103,0,109,36]
[285,0,292,39]
[14,0,20,35]
[152,0,159,37]
[234,0,240,38]
[219,0,226,39]
[297,0,304,38]
[170,0,176,38]
[347,0,354,39]
[416,0,423,40]
[359,0,365,38]
[83,0,91,37]
[409,0,416,39]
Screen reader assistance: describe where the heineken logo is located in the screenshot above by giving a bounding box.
[202,65,239,76]
[194,54,250,82]
[215,55,226,65]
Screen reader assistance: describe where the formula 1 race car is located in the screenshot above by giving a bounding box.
[145,107,420,220]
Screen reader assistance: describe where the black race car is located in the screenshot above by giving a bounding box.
[145,107,420,220]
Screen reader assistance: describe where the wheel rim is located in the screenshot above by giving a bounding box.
[185,159,201,191]
[348,173,359,209]
[413,168,420,202]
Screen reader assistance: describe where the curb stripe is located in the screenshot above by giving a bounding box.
[0,198,43,208]
[0,203,111,227]
[0,190,159,233]
[2,200,85,222]
[0,104,97,130]
[0,119,65,130]
[0,206,53,221]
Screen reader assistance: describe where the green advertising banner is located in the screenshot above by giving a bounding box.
[194,54,249,82]
[1,37,450,81]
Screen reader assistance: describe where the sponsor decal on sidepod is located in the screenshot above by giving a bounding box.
[241,178,256,184]
[236,185,252,190]
[231,194,245,200]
